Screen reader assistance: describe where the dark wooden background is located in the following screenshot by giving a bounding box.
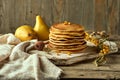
[0,0,120,36]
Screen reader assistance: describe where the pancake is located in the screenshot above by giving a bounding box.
[48,44,87,53]
[48,42,86,49]
[49,32,85,39]
[51,23,84,32]
[49,36,84,41]
[50,29,84,35]
[49,36,85,41]
[49,34,85,41]
[49,38,85,44]
[48,43,86,50]
[49,39,86,45]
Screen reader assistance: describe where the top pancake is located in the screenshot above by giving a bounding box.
[50,23,84,32]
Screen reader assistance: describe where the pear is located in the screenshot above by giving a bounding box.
[15,25,38,41]
[34,15,49,40]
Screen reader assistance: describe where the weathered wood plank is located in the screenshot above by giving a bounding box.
[80,0,94,31]
[39,0,53,26]
[8,0,16,33]
[94,0,107,31]
[22,0,33,26]
[63,0,83,24]
[107,0,119,35]
[0,0,2,29]
[61,70,120,79]
[51,0,65,23]
[28,0,41,27]
[1,0,11,33]
[23,0,50,27]
[118,0,120,35]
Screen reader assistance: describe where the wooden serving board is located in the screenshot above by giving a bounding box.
[49,46,98,65]
[48,41,118,65]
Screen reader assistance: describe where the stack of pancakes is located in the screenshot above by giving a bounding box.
[48,21,87,54]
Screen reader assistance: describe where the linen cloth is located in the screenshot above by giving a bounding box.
[0,33,62,80]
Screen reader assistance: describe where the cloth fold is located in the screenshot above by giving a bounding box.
[0,33,62,80]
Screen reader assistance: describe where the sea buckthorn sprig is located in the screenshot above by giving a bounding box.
[85,31,110,66]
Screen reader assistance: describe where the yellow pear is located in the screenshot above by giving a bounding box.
[15,25,38,41]
[34,15,49,41]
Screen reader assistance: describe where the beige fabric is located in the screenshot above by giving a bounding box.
[0,33,21,45]
[0,33,62,80]
[0,44,14,62]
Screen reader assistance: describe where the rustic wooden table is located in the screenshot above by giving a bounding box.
[60,52,120,80]
[60,40,120,80]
